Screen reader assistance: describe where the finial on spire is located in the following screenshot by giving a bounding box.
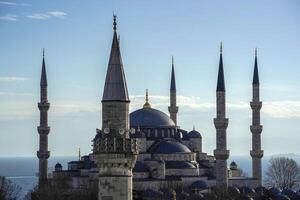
[78,148,81,161]
[220,42,223,54]
[193,125,195,131]
[146,89,149,103]
[143,89,151,109]
[255,48,257,57]
[42,48,45,57]
[113,14,117,32]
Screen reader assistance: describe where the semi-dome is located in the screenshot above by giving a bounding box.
[188,130,202,138]
[151,140,191,154]
[130,107,175,128]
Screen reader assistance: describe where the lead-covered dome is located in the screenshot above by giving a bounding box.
[151,140,191,154]
[130,107,175,128]
[188,130,202,138]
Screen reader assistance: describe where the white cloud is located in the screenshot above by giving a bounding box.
[51,102,99,115]
[0,76,28,81]
[47,11,67,19]
[27,13,51,20]
[130,95,248,111]
[0,1,30,6]
[0,14,17,21]
[0,92,35,96]
[27,11,67,20]
[263,101,300,118]
[0,94,299,120]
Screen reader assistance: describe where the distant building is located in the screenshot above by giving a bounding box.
[39,16,263,199]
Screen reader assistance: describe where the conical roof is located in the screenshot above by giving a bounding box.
[253,48,260,85]
[40,49,47,87]
[170,56,176,91]
[216,44,225,92]
[102,16,129,102]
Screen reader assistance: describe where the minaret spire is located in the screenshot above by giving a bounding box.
[214,43,229,188]
[37,49,50,187]
[250,48,263,186]
[102,14,129,102]
[217,43,225,92]
[168,56,178,125]
[40,48,47,87]
[253,48,259,85]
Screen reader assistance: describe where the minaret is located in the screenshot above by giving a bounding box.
[213,43,229,188]
[168,56,178,125]
[93,15,138,200]
[37,49,50,187]
[250,48,263,186]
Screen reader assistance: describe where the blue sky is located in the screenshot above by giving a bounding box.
[0,0,300,157]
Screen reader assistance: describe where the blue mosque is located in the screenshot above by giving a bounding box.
[37,16,263,199]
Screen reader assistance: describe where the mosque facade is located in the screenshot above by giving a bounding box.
[38,16,263,199]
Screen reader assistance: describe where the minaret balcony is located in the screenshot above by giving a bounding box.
[37,150,50,159]
[38,102,50,110]
[214,150,229,160]
[250,150,263,158]
[250,125,263,134]
[37,126,50,135]
[168,106,178,113]
[214,118,228,129]
[250,102,262,109]
[93,137,139,154]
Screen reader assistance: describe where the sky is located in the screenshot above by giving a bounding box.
[0,0,300,158]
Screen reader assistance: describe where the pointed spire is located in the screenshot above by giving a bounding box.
[193,125,195,131]
[40,48,47,87]
[170,56,176,91]
[253,48,260,85]
[143,89,151,109]
[102,15,129,102]
[216,43,225,92]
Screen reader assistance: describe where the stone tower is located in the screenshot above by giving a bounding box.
[213,44,229,188]
[168,56,178,125]
[37,49,50,186]
[250,48,263,186]
[93,16,138,200]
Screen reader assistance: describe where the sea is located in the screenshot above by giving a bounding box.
[1,155,299,200]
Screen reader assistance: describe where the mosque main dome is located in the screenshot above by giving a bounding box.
[130,107,175,128]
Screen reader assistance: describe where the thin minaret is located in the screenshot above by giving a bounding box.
[213,43,229,188]
[250,48,263,186]
[37,49,50,187]
[93,15,138,200]
[168,56,178,125]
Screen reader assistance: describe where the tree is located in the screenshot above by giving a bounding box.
[0,176,21,200]
[24,178,98,200]
[265,157,300,190]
